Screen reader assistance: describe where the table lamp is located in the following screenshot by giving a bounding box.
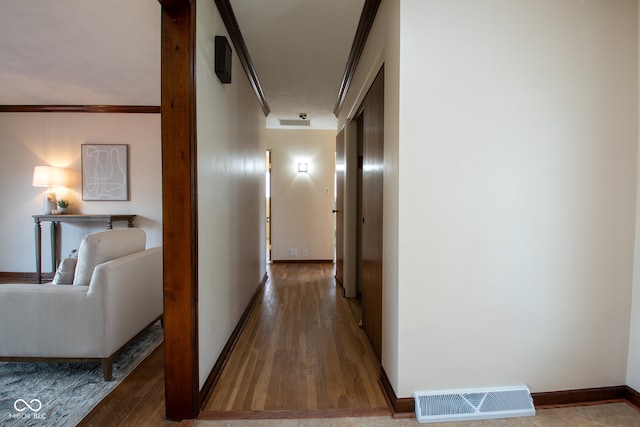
[33,166,66,214]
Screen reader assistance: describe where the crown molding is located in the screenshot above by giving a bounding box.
[0,105,160,113]
[334,0,382,117]
[214,0,270,116]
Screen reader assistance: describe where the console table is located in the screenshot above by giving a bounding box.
[33,214,136,283]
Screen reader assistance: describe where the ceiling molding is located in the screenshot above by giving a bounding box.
[214,0,270,116]
[0,105,160,113]
[333,0,381,117]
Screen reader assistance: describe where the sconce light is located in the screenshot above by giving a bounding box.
[298,163,308,173]
[33,166,66,214]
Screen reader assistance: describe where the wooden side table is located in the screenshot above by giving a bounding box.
[33,214,136,283]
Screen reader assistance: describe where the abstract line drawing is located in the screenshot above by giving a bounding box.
[82,144,129,201]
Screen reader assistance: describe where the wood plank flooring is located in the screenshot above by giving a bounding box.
[201,263,390,418]
[2,263,388,424]
[78,343,177,427]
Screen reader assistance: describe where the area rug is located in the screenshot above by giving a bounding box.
[0,321,163,427]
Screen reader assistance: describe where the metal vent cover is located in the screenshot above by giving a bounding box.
[414,386,535,423]
[279,119,310,127]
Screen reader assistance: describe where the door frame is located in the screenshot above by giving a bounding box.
[266,150,272,264]
[354,66,384,360]
[338,121,359,298]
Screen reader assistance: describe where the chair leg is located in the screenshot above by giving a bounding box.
[101,358,113,381]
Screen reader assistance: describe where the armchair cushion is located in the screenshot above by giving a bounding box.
[73,228,146,285]
[52,257,77,285]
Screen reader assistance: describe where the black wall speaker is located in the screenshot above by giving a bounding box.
[215,36,232,84]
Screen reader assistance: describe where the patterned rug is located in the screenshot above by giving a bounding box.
[0,321,163,427]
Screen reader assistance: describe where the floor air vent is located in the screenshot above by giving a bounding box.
[414,386,535,423]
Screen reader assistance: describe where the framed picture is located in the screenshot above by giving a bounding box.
[81,144,129,201]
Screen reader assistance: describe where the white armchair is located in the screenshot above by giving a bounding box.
[0,228,163,380]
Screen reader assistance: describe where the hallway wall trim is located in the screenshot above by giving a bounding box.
[213,0,270,116]
[380,368,640,416]
[199,272,268,409]
[333,0,381,116]
[533,386,635,408]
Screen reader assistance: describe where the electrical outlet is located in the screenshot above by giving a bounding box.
[289,248,297,256]
[302,249,308,256]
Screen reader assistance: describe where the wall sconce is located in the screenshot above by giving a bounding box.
[298,163,308,173]
[33,166,66,214]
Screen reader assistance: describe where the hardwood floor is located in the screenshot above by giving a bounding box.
[201,263,390,418]
[78,343,177,427]
[3,263,387,424]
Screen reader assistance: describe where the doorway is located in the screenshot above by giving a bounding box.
[266,150,272,264]
[335,130,345,287]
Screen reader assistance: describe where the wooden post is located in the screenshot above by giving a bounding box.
[159,0,199,421]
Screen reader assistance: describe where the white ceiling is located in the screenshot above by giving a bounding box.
[230,0,364,129]
[0,0,161,106]
[0,0,363,130]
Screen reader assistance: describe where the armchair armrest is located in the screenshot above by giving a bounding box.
[87,247,163,354]
[0,284,104,357]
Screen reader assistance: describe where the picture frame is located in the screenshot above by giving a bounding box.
[81,144,129,201]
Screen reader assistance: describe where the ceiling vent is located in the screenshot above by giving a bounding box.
[279,119,310,127]
[414,386,535,424]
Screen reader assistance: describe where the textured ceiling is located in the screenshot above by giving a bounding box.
[230,0,364,129]
[0,0,161,105]
[0,0,363,130]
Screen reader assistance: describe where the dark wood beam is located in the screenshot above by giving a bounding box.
[158,0,191,10]
[0,105,160,113]
[333,0,382,117]
[160,1,199,421]
[214,0,270,116]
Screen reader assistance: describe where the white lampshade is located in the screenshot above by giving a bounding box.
[33,166,66,188]
[33,166,66,214]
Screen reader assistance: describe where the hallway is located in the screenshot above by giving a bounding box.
[201,263,390,418]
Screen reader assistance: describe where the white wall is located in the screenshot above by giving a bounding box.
[267,129,336,261]
[0,113,162,273]
[340,0,639,399]
[628,4,640,393]
[196,0,267,389]
[397,0,637,396]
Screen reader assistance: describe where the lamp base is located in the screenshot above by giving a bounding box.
[44,190,57,215]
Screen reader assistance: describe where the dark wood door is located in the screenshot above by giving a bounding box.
[360,67,384,359]
[335,130,345,287]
